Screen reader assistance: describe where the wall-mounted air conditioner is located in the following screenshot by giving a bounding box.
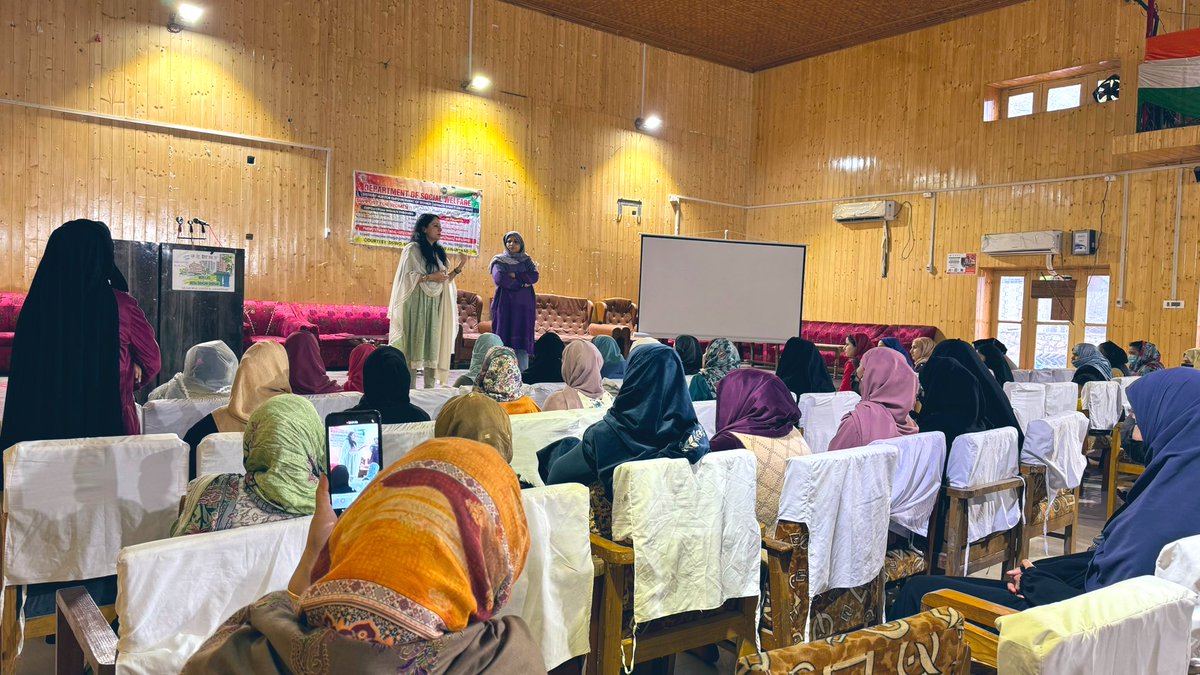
[833,200,899,223]
[980,230,1063,257]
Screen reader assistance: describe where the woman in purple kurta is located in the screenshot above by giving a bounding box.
[489,231,539,369]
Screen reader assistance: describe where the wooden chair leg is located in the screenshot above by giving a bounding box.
[2,586,20,675]
[598,563,627,675]
[585,575,603,675]
[56,598,85,675]
[944,496,965,577]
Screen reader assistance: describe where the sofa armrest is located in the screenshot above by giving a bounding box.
[477,320,493,334]
[56,587,117,675]
[587,323,621,338]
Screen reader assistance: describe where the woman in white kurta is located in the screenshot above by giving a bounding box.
[387,214,464,388]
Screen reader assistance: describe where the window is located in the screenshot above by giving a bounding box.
[1046,83,1082,111]
[983,61,1120,122]
[1006,91,1035,118]
[989,270,1111,369]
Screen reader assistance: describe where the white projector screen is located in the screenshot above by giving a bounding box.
[638,235,806,343]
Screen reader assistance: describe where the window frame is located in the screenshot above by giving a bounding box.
[983,60,1120,122]
[988,268,1111,369]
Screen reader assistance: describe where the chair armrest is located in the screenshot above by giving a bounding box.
[920,588,1017,627]
[592,555,606,577]
[477,320,493,334]
[590,534,635,566]
[762,535,793,554]
[945,477,1024,499]
[56,587,117,675]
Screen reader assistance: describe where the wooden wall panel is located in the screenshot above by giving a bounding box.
[748,0,1200,362]
[0,0,752,309]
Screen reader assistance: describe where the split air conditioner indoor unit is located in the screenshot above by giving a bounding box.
[833,200,899,223]
[980,230,1064,257]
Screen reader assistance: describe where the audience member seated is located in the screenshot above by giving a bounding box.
[149,340,238,401]
[592,334,626,379]
[1183,347,1200,368]
[181,439,544,675]
[1071,343,1114,387]
[829,348,919,451]
[476,346,541,414]
[673,334,702,375]
[341,346,429,424]
[929,338,1023,446]
[915,357,985,453]
[521,332,565,384]
[975,339,1014,384]
[453,332,502,386]
[1129,340,1166,375]
[435,392,513,462]
[839,332,873,393]
[340,343,376,393]
[172,394,325,536]
[974,337,1017,369]
[775,337,835,399]
[1100,340,1132,376]
[0,220,161,474]
[629,336,660,357]
[879,336,915,368]
[893,368,1200,618]
[183,341,291,470]
[909,336,937,373]
[284,330,342,394]
[688,337,741,402]
[542,341,613,411]
[537,342,709,535]
[710,369,809,525]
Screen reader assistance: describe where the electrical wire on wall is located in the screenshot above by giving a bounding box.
[899,201,916,261]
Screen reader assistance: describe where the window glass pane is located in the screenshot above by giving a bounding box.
[1085,325,1107,346]
[1007,91,1034,118]
[1034,324,1070,369]
[997,322,1022,366]
[998,276,1025,322]
[1086,275,1110,324]
[1036,297,1070,323]
[1047,83,1082,112]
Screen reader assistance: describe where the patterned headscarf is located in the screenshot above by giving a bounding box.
[342,343,377,393]
[465,333,504,382]
[700,338,741,392]
[435,392,513,462]
[300,438,529,646]
[476,346,526,403]
[1072,343,1113,381]
[1130,341,1166,375]
[211,341,292,433]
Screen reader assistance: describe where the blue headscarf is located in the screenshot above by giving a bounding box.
[537,342,709,496]
[592,335,626,379]
[880,337,915,368]
[1071,343,1113,382]
[1087,369,1200,590]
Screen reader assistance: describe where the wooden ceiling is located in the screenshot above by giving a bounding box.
[501,0,1030,71]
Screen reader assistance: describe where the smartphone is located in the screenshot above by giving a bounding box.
[325,410,383,515]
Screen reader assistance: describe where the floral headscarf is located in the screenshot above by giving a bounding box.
[476,346,526,403]
[700,338,741,392]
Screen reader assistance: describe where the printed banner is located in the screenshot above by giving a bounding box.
[171,250,237,292]
[945,253,977,275]
[351,171,482,255]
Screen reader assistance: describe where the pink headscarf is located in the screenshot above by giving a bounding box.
[284,331,343,395]
[828,348,918,451]
[543,341,606,410]
[342,343,377,393]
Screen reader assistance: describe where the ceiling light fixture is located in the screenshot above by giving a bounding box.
[634,44,662,133]
[167,3,204,32]
[460,0,491,93]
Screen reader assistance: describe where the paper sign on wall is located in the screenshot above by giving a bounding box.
[946,253,977,275]
[171,250,236,292]
[351,171,482,256]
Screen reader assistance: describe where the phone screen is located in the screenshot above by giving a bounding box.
[327,421,382,513]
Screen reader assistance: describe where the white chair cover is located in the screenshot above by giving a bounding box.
[776,444,897,639]
[1156,534,1200,667]
[1043,382,1078,417]
[797,392,861,454]
[1028,369,1057,384]
[303,391,362,420]
[1022,412,1088,491]
[996,576,1195,675]
[527,382,567,409]
[196,432,246,476]
[1004,382,1047,433]
[510,408,606,488]
[141,398,225,438]
[871,433,946,537]
[694,400,717,437]
[611,450,759,625]
[381,421,436,468]
[114,517,310,675]
[1011,370,1033,383]
[945,428,1021,550]
[1051,368,1077,383]
[408,387,471,419]
[2,434,188,586]
[1116,376,1140,413]
[1081,381,1122,431]
[498,485,592,669]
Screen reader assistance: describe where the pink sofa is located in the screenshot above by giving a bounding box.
[802,320,941,369]
[0,292,24,374]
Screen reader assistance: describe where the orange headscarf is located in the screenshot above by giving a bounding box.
[300,438,529,646]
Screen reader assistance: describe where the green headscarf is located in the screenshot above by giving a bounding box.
[466,333,504,381]
[243,394,327,513]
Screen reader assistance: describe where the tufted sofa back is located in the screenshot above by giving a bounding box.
[458,290,483,333]
[599,297,638,328]
[535,293,594,338]
[292,303,388,337]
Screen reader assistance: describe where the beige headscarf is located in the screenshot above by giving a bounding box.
[211,341,291,433]
[435,392,514,462]
[1185,348,1200,367]
[910,337,937,366]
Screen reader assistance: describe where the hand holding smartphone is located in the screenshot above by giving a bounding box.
[325,410,382,515]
